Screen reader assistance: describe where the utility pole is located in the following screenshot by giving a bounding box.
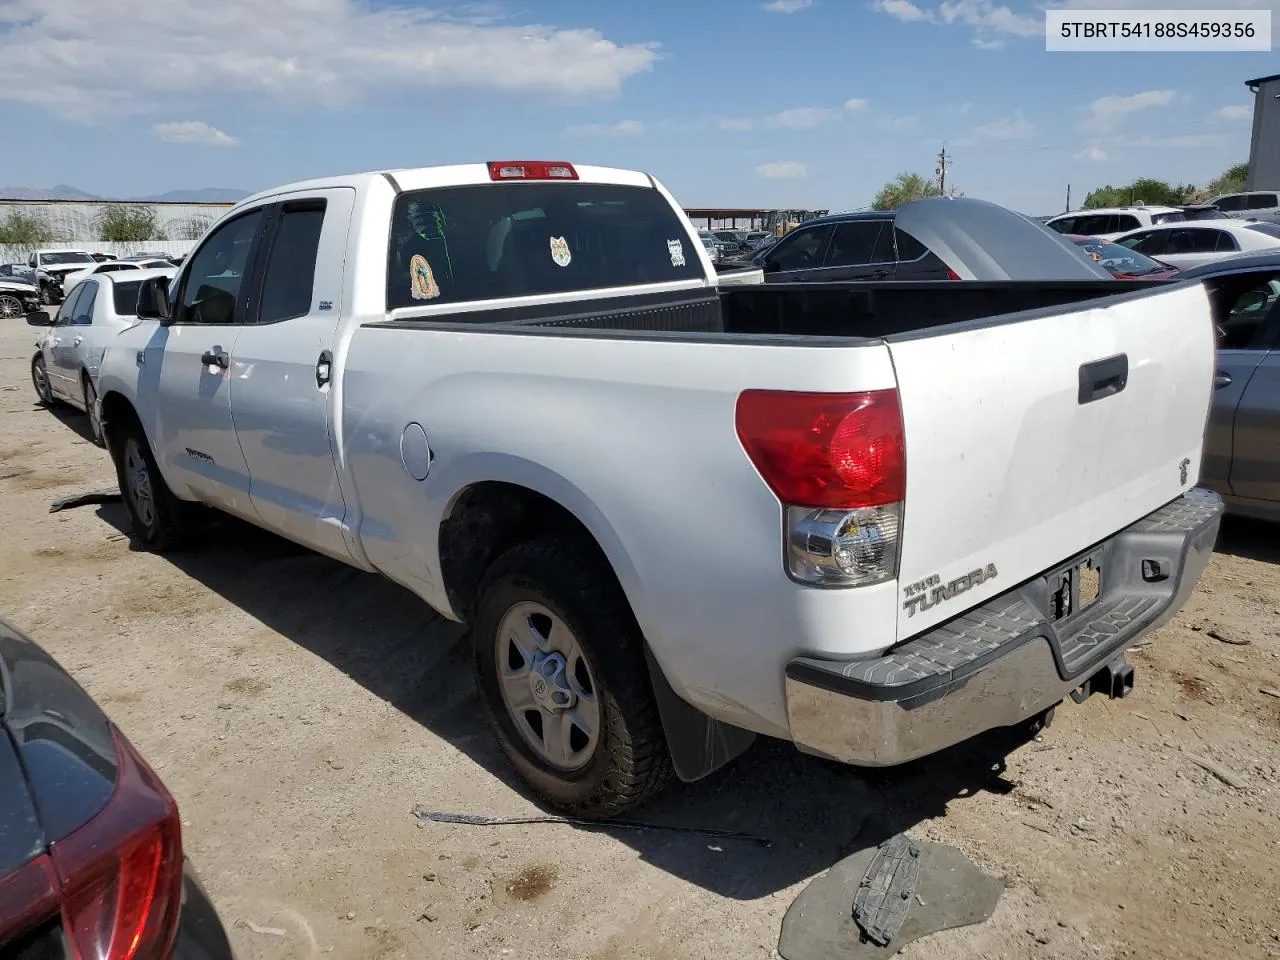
[936,145,950,196]
[1065,184,1071,212]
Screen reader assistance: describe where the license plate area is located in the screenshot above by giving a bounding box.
[1049,552,1103,623]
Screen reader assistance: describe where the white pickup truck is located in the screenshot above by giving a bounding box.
[95,161,1224,817]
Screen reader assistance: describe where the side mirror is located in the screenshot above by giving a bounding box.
[135,276,174,322]
[26,310,52,326]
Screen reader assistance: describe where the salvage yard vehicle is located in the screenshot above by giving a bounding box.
[0,271,41,319]
[27,248,97,305]
[95,163,1223,818]
[28,267,177,446]
[0,617,234,959]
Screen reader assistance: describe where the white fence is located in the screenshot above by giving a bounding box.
[0,240,197,265]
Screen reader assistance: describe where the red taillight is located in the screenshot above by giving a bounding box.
[0,727,184,960]
[487,161,579,181]
[735,390,906,509]
[946,268,962,281]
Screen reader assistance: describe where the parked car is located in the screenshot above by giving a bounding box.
[1173,252,1280,521]
[1045,204,1227,240]
[0,269,42,319]
[1065,235,1180,279]
[27,249,97,305]
[1207,190,1280,225]
[1112,220,1280,270]
[711,229,751,253]
[0,616,234,959]
[95,168,1221,818]
[89,251,114,262]
[736,209,959,281]
[28,267,177,445]
[61,256,176,295]
[698,234,721,263]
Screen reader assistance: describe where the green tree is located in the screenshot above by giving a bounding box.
[0,212,54,247]
[1205,162,1248,197]
[1082,178,1195,208]
[871,172,943,211]
[97,205,167,243]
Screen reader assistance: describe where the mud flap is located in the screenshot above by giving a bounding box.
[643,644,756,783]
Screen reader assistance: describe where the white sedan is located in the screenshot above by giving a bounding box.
[29,267,176,445]
[60,256,174,295]
[1113,220,1280,270]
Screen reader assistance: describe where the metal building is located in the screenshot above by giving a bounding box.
[1246,72,1280,190]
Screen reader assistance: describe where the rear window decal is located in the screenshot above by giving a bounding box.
[550,236,572,268]
[409,254,440,301]
[667,239,686,267]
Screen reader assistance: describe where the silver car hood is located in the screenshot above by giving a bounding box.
[0,278,36,291]
[896,197,1113,282]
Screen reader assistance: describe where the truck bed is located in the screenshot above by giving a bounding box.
[373,279,1173,342]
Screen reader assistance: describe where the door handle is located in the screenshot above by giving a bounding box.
[1077,353,1129,405]
[72,336,83,346]
[316,349,333,388]
[201,349,229,369]
[1214,372,1232,389]
[870,268,891,279]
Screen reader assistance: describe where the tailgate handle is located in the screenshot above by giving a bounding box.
[1078,354,1128,405]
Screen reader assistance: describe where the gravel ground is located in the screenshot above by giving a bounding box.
[1,318,1278,960]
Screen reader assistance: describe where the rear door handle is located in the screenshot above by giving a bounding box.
[1078,353,1129,405]
[201,349,229,369]
[1214,371,1232,389]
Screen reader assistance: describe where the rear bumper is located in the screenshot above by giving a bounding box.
[784,488,1223,766]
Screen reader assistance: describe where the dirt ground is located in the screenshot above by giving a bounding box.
[1,319,1278,960]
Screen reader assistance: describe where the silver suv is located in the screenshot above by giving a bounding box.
[1209,191,1280,225]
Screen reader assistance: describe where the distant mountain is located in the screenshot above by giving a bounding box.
[0,184,248,203]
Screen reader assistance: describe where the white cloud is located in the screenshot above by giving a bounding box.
[771,106,842,129]
[761,0,815,10]
[844,97,869,111]
[0,0,658,120]
[939,0,1040,38]
[718,117,755,131]
[1083,89,1177,133]
[756,161,806,179]
[1074,145,1108,162]
[567,119,644,137]
[874,0,935,21]
[971,110,1034,140]
[1211,104,1251,123]
[151,120,239,147]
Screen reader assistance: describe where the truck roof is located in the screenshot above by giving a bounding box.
[237,162,656,210]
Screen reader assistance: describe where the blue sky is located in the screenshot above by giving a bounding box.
[0,0,1274,214]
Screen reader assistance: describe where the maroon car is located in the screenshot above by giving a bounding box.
[1067,234,1180,280]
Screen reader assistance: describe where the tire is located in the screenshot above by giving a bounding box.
[81,374,104,447]
[472,536,673,818]
[108,415,192,552]
[31,355,54,406]
[0,293,22,319]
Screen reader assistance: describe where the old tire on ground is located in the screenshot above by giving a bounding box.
[108,416,192,552]
[31,355,54,406]
[82,374,104,447]
[472,536,673,818]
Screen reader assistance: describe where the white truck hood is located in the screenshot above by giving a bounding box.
[896,197,1114,281]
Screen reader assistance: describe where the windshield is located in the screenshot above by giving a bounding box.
[40,252,94,266]
[386,182,702,310]
[1069,236,1171,277]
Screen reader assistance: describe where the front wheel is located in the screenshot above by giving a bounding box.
[31,356,53,406]
[472,537,673,818]
[0,293,23,319]
[108,418,193,552]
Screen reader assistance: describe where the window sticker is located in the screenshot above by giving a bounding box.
[409,254,440,301]
[667,239,686,267]
[549,236,572,268]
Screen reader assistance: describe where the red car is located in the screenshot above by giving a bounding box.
[1067,234,1180,280]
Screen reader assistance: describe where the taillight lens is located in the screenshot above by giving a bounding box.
[736,390,906,587]
[0,726,184,960]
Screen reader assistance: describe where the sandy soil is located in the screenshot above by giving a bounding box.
[1,319,1278,960]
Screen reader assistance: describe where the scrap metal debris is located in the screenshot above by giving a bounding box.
[1208,628,1251,646]
[852,836,922,946]
[412,806,770,846]
[1186,754,1249,789]
[1260,688,1280,700]
[49,487,122,513]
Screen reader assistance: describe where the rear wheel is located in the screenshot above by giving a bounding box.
[31,356,53,406]
[109,417,192,552]
[471,536,673,818]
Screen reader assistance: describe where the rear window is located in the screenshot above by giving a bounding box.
[386,183,703,310]
[112,279,143,315]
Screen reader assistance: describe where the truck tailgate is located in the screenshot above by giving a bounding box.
[888,281,1214,642]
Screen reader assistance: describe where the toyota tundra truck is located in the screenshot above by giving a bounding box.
[94,161,1223,817]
